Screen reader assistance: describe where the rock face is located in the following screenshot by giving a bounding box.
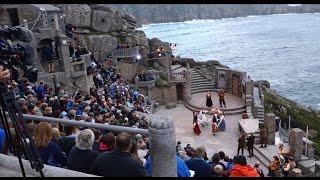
[59,4,137,33]
[59,4,92,28]
[56,4,148,60]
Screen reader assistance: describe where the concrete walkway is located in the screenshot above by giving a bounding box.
[154,95,269,173]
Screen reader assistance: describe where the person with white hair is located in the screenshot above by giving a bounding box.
[198,107,209,127]
[67,129,99,174]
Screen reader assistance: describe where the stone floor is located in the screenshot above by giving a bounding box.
[154,99,268,173]
[189,92,245,110]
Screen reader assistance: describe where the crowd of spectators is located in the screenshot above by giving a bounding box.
[136,71,155,82]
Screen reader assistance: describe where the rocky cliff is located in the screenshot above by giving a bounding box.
[55,4,169,60]
[111,4,320,25]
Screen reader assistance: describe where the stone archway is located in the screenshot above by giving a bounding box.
[176,83,184,101]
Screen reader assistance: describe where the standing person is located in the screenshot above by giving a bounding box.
[237,133,245,156]
[212,113,219,136]
[247,133,255,157]
[218,89,226,108]
[193,112,201,135]
[90,132,148,177]
[198,107,208,127]
[259,124,268,148]
[42,44,55,73]
[205,91,213,108]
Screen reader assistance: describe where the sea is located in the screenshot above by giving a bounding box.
[138,13,320,110]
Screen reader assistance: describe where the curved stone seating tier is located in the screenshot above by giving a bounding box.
[185,92,246,116]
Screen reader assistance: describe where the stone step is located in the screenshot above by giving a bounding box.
[191,84,215,89]
[252,145,271,171]
[191,88,217,94]
[191,77,208,81]
[191,81,213,86]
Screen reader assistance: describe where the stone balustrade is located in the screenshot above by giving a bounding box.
[112,46,139,58]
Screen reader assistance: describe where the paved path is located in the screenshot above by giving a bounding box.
[154,102,268,173]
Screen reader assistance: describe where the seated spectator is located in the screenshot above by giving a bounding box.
[130,136,146,167]
[90,132,148,177]
[145,154,191,177]
[98,133,115,152]
[282,156,296,177]
[254,162,265,177]
[68,129,99,174]
[213,164,225,177]
[57,125,77,156]
[135,134,147,150]
[33,122,67,167]
[185,146,212,177]
[209,153,226,176]
[267,156,281,177]
[229,155,260,177]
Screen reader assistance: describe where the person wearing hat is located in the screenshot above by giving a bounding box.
[282,156,296,177]
[254,162,264,177]
[68,129,99,174]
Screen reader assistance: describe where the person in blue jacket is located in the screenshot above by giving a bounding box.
[0,128,5,152]
[145,155,191,177]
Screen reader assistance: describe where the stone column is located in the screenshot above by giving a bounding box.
[264,113,276,145]
[41,12,48,28]
[148,115,177,177]
[22,19,28,29]
[184,70,191,101]
[314,161,320,177]
[53,13,59,31]
[289,128,304,161]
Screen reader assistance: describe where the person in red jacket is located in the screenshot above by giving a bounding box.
[229,155,260,177]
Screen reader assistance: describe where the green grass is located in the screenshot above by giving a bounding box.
[263,88,320,152]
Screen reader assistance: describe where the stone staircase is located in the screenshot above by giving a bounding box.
[186,69,246,116]
[190,69,216,94]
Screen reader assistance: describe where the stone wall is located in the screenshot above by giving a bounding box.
[120,62,138,82]
[151,86,177,105]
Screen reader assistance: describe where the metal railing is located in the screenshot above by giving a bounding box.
[15,14,57,31]
[111,46,139,59]
[279,119,289,143]
[7,113,148,135]
[170,72,187,82]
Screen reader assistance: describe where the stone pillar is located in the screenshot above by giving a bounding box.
[307,148,314,160]
[289,128,304,161]
[53,13,59,31]
[184,70,191,101]
[264,113,276,145]
[58,36,71,78]
[148,115,177,177]
[22,19,28,29]
[41,12,48,28]
[314,161,320,177]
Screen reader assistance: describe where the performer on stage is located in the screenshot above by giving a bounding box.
[198,107,209,127]
[217,111,226,131]
[206,91,213,108]
[193,112,201,135]
[212,112,219,136]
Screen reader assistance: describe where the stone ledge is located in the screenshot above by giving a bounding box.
[166,103,176,109]
[0,154,98,177]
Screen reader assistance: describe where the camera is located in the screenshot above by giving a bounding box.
[0,27,37,82]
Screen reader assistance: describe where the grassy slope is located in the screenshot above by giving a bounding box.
[263,88,320,152]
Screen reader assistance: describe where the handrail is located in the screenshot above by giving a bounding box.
[6,113,148,135]
[170,72,187,82]
[111,46,139,58]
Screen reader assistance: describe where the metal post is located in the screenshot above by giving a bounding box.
[289,115,291,131]
[53,13,59,31]
[305,126,309,156]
